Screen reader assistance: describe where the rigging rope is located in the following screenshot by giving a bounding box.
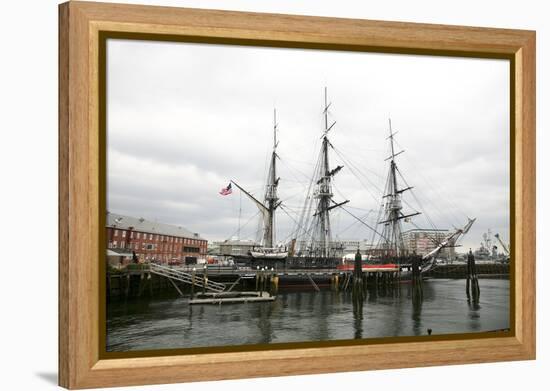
[225,210,262,241]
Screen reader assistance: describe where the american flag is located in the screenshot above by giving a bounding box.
[219,183,232,196]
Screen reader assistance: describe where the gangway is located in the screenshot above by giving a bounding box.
[149,263,225,293]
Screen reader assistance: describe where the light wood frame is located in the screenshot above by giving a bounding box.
[59,1,536,389]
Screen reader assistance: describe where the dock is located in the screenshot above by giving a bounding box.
[107,262,509,301]
[189,291,275,305]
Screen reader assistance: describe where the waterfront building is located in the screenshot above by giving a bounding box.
[106,212,207,265]
[401,228,455,259]
[341,239,375,254]
[215,239,259,257]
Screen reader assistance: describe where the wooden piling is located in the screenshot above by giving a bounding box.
[411,255,423,299]
[271,274,279,294]
[191,268,196,298]
[124,274,130,298]
[466,250,480,302]
[168,278,183,297]
[107,273,111,301]
[202,265,207,295]
[352,249,365,306]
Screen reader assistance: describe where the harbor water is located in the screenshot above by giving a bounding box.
[106,278,509,352]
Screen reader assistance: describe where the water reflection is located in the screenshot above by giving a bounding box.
[107,279,509,352]
[256,302,273,344]
[352,299,364,339]
[411,286,423,336]
[467,300,482,331]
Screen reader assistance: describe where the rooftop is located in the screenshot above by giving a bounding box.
[106,212,205,240]
[402,228,449,234]
[215,239,259,246]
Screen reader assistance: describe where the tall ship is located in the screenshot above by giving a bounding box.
[362,119,476,275]
[222,88,475,275]
[289,88,349,267]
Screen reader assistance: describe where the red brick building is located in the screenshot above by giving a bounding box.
[106,212,207,265]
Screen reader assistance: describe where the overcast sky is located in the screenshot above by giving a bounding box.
[107,39,510,252]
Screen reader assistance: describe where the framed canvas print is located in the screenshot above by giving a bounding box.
[58,1,535,389]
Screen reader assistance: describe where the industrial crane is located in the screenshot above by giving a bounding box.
[494,233,509,256]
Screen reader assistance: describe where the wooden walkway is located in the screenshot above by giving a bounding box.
[189,291,274,305]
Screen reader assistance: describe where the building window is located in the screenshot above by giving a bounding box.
[136,232,141,239]
[184,246,200,253]
[122,231,126,238]
[113,240,118,247]
[130,231,134,239]
[121,241,125,248]
[114,229,118,237]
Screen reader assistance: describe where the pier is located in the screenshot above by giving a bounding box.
[189,291,275,305]
[107,261,508,301]
[107,263,402,300]
[423,262,509,279]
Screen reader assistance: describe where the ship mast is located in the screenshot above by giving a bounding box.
[263,109,280,248]
[318,88,332,257]
[378,119,420,257]
[312,88,348,258]
[231,109,281,249]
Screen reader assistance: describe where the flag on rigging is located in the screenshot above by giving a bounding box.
[219,183,232,196]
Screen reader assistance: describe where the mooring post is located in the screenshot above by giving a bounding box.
[466,275,471,301]
[125,274,130,298]
[258,267,262,293]
[261,267,266,294]
[271,268,279,294]
[466,249,480,301]
[202,264,207,295]
[269,267,273,293]
[268,267,274,296]
[107,273,111,301]
[352,249,364,304]
[472,258,480,301]
[191,267,196,298]
[412,255,422,291]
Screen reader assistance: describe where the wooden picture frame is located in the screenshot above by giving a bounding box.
[58,1,535,388]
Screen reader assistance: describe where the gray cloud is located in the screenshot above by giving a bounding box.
[107,39,510,251]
